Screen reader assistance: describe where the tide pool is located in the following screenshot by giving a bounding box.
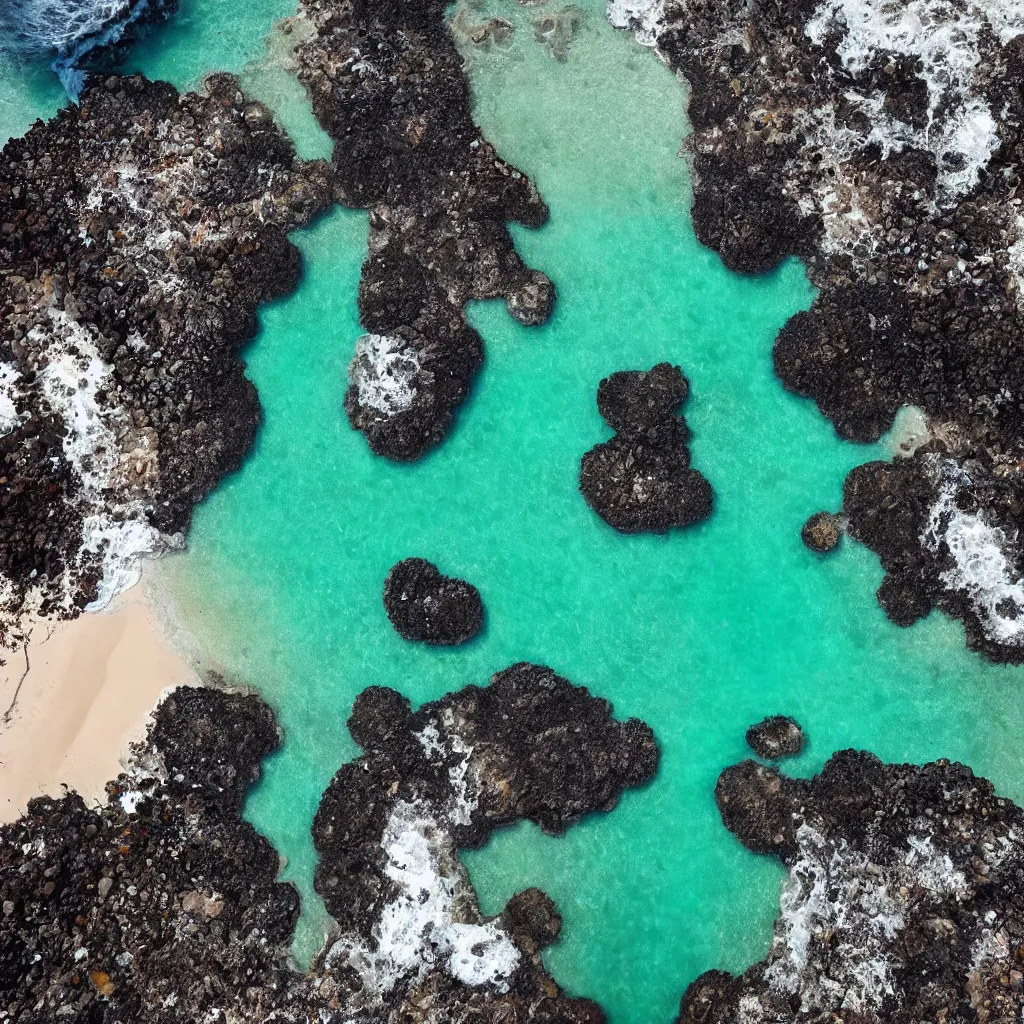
[6,0,1024,1021]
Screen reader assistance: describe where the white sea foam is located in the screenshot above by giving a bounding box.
[325,723,519,1002]
[349,334,422,416]
[0,363,24,436]
[922,459,1024,645]
[765,823,903,1014]
[28,309,174,611]
[805,0,1022,206]
[606,0,665,46]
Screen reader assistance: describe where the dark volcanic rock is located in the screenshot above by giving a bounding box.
[1,666,658,1022]
[842,448,1024,660]
[800,511,842,553]
[294,0,554,461]
[744,716,804,760]
[0,686,305,1023]
[383,557,484,645]
[312,662,658,1019]
[580,363,713,533]
[610,0,1024,660]
[679,749,1024,1023]
[0,72,332,648]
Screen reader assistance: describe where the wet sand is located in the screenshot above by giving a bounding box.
[0,590,198,822]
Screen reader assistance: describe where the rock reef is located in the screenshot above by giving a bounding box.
[313,662,659,1019]
[580,362,713,533]
[744,715,804,760]
[383,557,484,645]
[800,511,842,554]
[609,0,1024,659]
[0,72,332,648]
[679,748,1024,1023]
[1,665,658,1022]
[294,0,555,460]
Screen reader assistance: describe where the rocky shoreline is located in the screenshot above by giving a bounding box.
[1,666,657,1022]
[294,0,555,461]
[580,363,713,533]
[680,743,1024,1022]
[0,72,332,649]
[609,0,1024,660]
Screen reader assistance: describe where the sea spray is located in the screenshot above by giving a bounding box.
[0,0,177,97]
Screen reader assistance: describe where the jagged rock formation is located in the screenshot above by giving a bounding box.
[0,72,332,649]
[1,666,658,1022]
[745,716,804,760]
[383,557,484,645]
[843,448,1024,659]
[678,749,1024,1023]
[294,0,555,461]
[312,663,659,1018]
[608,0,1024,660]
[801,511,842,553]
[580,362,713,532]
[0,687,304,1022]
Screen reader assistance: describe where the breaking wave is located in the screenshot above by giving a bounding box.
[0,0,177,98]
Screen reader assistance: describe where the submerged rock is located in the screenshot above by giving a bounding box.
[0,666,658,1022]
[744,715,804,759]
[580,363,713,533]
[383,557,484,645]
[800,511,842,553]
[0,73,332,649]
[293,0,554,461]
[679,749,1024,1023]
[532,6,584,61]
[608,0,1024,660]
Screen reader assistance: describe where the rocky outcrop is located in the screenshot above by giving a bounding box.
[800,511,842,553]
[312,662,658,1019]
[0,686,305,1023]
[0,72,333,649]
[608,0,1024,659]
[843,448,1024,660]
[294,0,555,461]
[744,716,804,760]
[580,363,713,533]
[383,557,484,645]
[678,748,1024,1023]
[1,666,658,1022]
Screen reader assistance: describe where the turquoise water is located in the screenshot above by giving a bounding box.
[6,1,1024,1021]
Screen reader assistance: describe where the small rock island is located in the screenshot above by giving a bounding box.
[745,715,804,759]
[580,363,713,533]
[383,557,484,645]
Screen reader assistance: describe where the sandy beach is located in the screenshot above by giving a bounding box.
[0,586,199,823]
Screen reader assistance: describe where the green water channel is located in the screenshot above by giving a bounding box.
[5,1,1024,1021]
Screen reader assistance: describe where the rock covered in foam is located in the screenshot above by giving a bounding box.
[383,557,484,645]
[294,0,555,461]
[0,73,332,648]
[679,746,1024,1023]
[1,666,657,1022]
[580,363,713,533]
[844,448,1024,661]
[608,0,1024,658]
[745,715,804,760]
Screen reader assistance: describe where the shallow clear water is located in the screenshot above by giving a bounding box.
[7,0,1024,1020]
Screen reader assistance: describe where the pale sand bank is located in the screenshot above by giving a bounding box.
[0,592,199,823]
